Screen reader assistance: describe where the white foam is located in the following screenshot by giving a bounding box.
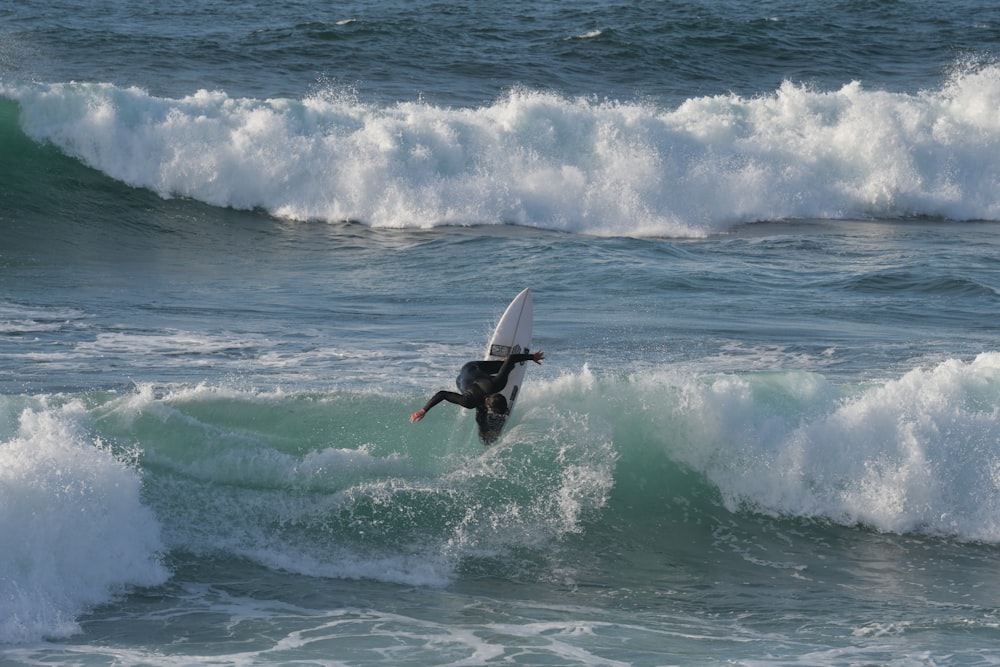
[577,352,1000,540]
[6,63,999,236]
[567,29,604,40]
[0,302,89,335]
[0,400,168,643]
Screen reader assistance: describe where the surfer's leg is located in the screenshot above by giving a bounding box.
[457,361,484,391]
[457,360,503,391]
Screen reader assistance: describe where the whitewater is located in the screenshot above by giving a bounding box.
[6,63,1000,236]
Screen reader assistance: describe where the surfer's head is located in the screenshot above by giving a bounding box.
[485,393,508,414]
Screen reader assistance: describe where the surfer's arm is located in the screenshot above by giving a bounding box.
[483,351,543,372]
[487,350,545,394]
[528,350,544,364]
[496,351,543,368]
[506,350,544,366]
[410,390,473,423]
[475,351,544,378]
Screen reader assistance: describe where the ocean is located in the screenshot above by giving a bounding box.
[2,0,1000,664]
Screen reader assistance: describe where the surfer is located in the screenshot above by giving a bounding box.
[409,350,545,433]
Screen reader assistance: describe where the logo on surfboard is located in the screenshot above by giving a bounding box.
[489,343,524,357]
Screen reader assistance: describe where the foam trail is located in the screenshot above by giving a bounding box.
[0,400,168,643]
[5,63,1000,236]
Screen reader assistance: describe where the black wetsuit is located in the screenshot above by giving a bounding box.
[420,353,535,414]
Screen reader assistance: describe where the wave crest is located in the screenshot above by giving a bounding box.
[4,64,1000,236]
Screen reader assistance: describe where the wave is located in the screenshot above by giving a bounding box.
[0,398,168,644]
[842,270,1000,297]
[3,63,1000,237]
[637,353,1000,538]
[3,352,999,641]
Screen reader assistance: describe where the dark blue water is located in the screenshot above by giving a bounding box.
[6,0,997,104]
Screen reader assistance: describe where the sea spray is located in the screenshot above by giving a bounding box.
[92,383,616,586]
[0,399,168,643]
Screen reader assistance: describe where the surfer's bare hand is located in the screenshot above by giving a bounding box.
[532,350,544,364]
[410,409,426,423]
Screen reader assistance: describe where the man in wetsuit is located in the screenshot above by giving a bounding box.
[409,350,545,437]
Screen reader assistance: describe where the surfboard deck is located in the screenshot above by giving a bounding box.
[480,288,533,442]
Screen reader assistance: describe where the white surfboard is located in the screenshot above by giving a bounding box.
[481,288,533,440]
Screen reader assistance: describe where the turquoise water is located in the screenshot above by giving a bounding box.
[3,1,1000,664]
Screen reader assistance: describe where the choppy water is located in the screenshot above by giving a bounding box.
[3,1,1000,664]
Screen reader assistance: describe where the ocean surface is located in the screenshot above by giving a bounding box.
[3,0,1000,664]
